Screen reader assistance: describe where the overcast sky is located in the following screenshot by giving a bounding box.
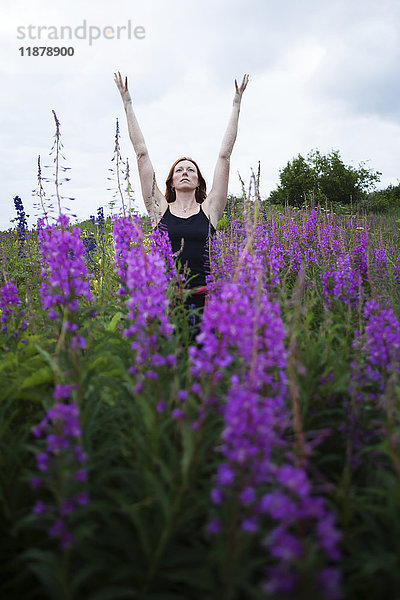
[1,0,400,230]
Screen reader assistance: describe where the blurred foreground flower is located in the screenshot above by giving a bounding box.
[31,384,89,549]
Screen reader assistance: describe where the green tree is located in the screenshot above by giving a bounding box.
[362,182,400,213]
[269,149,381,207]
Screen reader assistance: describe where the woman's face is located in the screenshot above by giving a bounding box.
[172,160,199,191]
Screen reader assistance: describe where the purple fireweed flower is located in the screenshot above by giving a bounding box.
[0,281,21,316]
[60,531,74,549]
[36,452,49,472]
[156,401,167,413]
[258,490,298,522]
[0,281,26,341]
[114,217,175,392]
[318,567,343,600]
[177,390,188,402]
[347,300,400,469]
[144,370,158,380]
[394,253,400,286]
[191,252,287,396]
[70,336,86,349]
[33,500,48,515]
[262,566,297,595]
[46,433,70,453]
[374,246,387,275]
[191,382,202,395]
[48,519,66,538]
[149,224,178,282]
[317,513,342,561]
[351,300,400,402]
[113,215,143,296]
[241,517,259,532]
[73,444,86,463]
[216,463,235,487]
[38,214,92,320]
[31,385,89,549]
[363,301,400,372]
[30,476,42,489]
[206,517,222,535]
[152,353,167,367]
[268,527,304,561]
[351,228,369,279]
[276,464,310,498]
[74,468,87,482]
[75,490,89,506]
[322,254,362,307]
[60,499,75,516]
[194,250,342,596]
[210,488,224,505]
[239,486,256,505]
[53,384,73,401]
[171,408,184,420]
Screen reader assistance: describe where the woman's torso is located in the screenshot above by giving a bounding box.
[157,205,216,288]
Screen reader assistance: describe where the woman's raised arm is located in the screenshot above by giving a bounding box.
[114,72,167,222]
[203,75,249,225]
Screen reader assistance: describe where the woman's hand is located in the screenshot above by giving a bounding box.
[233,74,249,106]
[114,71,132,105]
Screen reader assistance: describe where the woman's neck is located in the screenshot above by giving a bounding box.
[173,190,198,213]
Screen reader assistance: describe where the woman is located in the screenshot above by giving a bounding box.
[114,71,249,312]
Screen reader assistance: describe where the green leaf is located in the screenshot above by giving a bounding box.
[106,312,125,332]
[180,423,195,484]
[33,344,61,377]
[20,366,53,389]
[86,586,139,600]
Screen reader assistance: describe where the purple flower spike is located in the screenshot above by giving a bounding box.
[0,281,26,341]
[36,452,49,472]
[206,518,221,535]
[74,468,87,482]
[113,216,175,387]
[30,476,42,489]
[33,500,47,515]
[32,392,89,550]
[193,249,342,596]
[216,463,235,487]
[319,567,342,600]
[48,519,66,538]
[53,384,72,401]
[75,491,89,506]
[38,214,92,320]
[70,336,86,349]
[241,517,259,532]
[171,408,185,420]
[60,499,76,516]
[177,390,188,402]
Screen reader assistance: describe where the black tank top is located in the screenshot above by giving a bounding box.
[157,205,216,288]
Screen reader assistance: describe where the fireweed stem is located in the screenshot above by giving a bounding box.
[113,119,127,218]
[144,481,186,592]
[52,110,63,217]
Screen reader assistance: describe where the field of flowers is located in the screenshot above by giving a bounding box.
[1,190,400,600]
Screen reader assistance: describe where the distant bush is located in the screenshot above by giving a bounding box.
[269,149,381,207]
[360,183,400,213]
